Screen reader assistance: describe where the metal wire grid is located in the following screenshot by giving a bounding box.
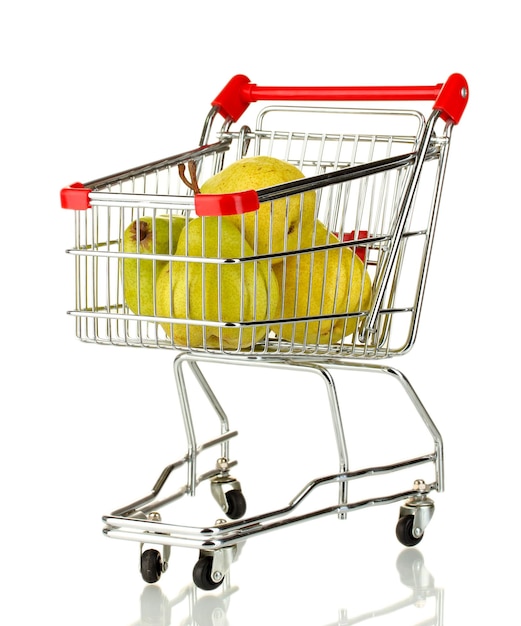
[67,105,448,359]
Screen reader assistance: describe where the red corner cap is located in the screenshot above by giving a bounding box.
[433,73,469,125]
[60,183,91,210]
[211,74,253,122]
[195,190,260,217]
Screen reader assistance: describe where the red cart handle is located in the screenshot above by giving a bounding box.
[212,73,468,125]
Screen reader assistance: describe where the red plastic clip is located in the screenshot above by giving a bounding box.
[195,190,260,217]
[60,183,91,210]
[433,73,469,125]
[211,74,253,122]
[336,230,368,262]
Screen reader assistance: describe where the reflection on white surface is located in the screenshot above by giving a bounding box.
[129,577,238,626]
[324,549,442,626]
[127,548,441,626]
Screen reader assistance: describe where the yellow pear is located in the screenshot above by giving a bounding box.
[273,221,372,345]
[199,156,316,263]
[156,216,279,350]
[122,214,187,316]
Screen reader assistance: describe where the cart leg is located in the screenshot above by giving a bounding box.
[173,354,197,496]
[381,366,444,492]
[187,359,232,455]
[365,363,444,493]
[173,353,351,518]
[324,360,444,493]
[173,353,233,496]
[290,361,349,519]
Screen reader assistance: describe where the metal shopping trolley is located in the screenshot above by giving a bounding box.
[61,74,468,589]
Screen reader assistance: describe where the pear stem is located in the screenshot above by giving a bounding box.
[178,160,200,194]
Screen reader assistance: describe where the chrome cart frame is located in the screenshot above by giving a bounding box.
[61,74,468,589]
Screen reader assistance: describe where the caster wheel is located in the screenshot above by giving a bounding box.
[396,515,423,547]
[141,548,163,584]
[193,555,225,591]
[225,489,247,519]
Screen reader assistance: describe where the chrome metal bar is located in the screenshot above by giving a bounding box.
[406,126,454,354]
[172,352,240,496]
[137,460,239,516]
[87,193,195,210]
[173,355,198,496]
[84,139,231,189]
[104,481,434,550]
[187,360,231,459]
[362,111,441,339]
[256,152,416,203]
[104,453,434,543]
[383,367,444,491]
[289,360,350,517]
[315,358,444,491]
[109,431,239,517]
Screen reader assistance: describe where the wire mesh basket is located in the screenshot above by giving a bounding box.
[62,74,468,360]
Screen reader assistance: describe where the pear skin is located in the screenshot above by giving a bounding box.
[156,216,279,349]
[273,221,372,345]
[122,214,186,316]
[200,156,316,263]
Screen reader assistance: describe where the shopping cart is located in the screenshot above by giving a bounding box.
[61,73,468,589]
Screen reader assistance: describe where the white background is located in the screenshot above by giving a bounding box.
[2,2,519,624]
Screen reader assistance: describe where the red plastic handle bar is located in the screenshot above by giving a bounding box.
[212,73,468,125]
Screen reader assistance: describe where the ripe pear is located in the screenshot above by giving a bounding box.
[199,156,316,263]
[273,221,372,345]
[122,214,187,316]
[156,216,280,349]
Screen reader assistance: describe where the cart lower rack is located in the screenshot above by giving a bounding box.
[62,73,468,588]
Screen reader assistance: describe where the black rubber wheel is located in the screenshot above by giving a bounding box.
[396,515,423,547]
[225,489,247,519]
[141,548,163,584]
[193,555,225,591]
